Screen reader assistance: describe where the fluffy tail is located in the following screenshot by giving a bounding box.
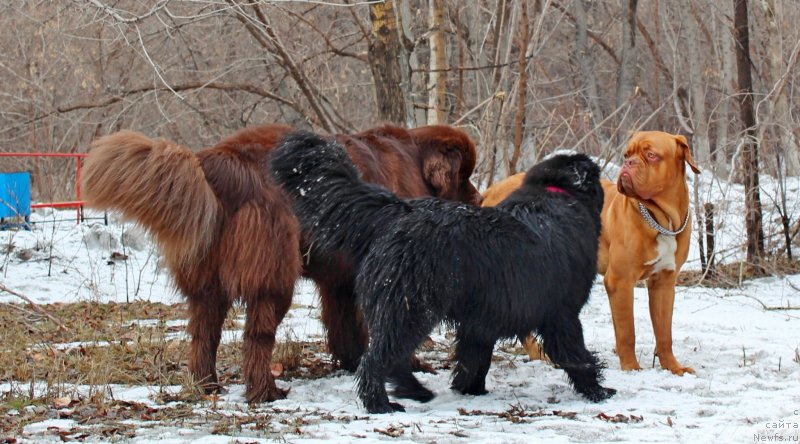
[82,131,221,267]
[270,131,408,262]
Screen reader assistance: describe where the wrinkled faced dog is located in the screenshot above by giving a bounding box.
[271,131,615,414]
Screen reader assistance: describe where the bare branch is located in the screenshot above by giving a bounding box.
[83,0,170,24]
[9,82,305,132]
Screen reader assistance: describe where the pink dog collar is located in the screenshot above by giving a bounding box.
[545,185,569,195]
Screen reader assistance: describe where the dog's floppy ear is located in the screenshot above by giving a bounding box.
[413,126,480,203]
[423,149,462,199]
[675,135,700,174]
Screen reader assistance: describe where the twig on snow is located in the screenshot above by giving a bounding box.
[0,282,68,331]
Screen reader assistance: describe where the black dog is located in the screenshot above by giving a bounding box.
[271,132,616,414]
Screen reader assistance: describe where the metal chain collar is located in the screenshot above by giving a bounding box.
[638,201,689,236]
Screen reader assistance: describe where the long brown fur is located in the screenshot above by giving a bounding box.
[82,123,481,403]
[82,131,222,268]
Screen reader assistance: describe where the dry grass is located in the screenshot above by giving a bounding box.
[2,256,797,439]
[677,256,800,288]
[0,300,334,439]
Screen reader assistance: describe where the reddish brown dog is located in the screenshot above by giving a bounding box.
[482,131,699,375]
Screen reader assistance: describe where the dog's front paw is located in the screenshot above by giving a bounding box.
[246,385,289,404]
[365,400,406,414]
[452,382,488,396]
[392,385,435,403]
[658,356,695,376]
[580,385,616,402]
[619,359,642,372]
[665,364,695,376]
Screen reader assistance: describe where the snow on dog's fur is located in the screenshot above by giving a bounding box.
[271,131,615,414]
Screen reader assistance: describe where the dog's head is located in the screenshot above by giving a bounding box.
[523,153,604,213]
[410,125,483,206]
[271,131,358,190]
[617,131,700,200]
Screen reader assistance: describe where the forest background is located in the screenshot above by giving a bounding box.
[1,0,799,269]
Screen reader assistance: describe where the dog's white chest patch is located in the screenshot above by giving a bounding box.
[644,234,677,274]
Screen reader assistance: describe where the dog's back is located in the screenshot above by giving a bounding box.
[358,188,600,340]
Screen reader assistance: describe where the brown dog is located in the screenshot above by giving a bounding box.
[482,131,699,375]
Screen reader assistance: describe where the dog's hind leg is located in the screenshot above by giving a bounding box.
[388,358,434,402]
[314,275,368,372]
[186,282,231,395]
[356,343,407,413]
[356,313,436,413]
[451,328,495,396]
[242,290,293,403]
[539,316,616,402]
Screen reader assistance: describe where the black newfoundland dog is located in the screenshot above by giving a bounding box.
[271,132,615,414]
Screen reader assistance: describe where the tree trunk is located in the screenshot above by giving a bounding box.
[715,1,735,176]
[427,0,446,125]
[368,0,414,126]
[764,0,800,175]
[508,0,529,175]
[615,0,638,139]
[653,0,664,130]
[684,0,710,168]
[733,0,765,265]
[574,0,607,145]
[484,0,513,186]
[452,5,466,118]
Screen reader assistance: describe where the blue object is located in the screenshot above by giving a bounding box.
[0,172,31,225]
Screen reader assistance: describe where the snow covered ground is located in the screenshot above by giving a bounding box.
[1,169,800,442]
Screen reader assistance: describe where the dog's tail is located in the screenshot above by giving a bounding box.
[271,131,408,261]
[82,131,221,267]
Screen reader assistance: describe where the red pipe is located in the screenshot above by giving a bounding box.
[75,157,82,221]
[0,153,87,158]
[31,201,84,209]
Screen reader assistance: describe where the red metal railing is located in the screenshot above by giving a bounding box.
[0,152,88,223]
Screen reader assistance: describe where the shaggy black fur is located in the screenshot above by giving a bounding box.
[271,131,616,414]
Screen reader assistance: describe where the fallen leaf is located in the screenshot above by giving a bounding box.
[553,410,578,419]
[595,412,644,423]
[15,249,32,261]
[109,252,129,261]
[53,396,74,409]
[374,426,404,437]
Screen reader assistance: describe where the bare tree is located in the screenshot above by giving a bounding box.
[763,0,800,175]
[1,0,799,265]
[573,0,607,146]
[615,0,638,141]
[229,2,344,133]
[713,1,736,176]
[427,0,446,125]
[368,0,415,126]
[481,0,514,186]
[733,0,765,265]
[683,0,711,167]
[508,0,529,175]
